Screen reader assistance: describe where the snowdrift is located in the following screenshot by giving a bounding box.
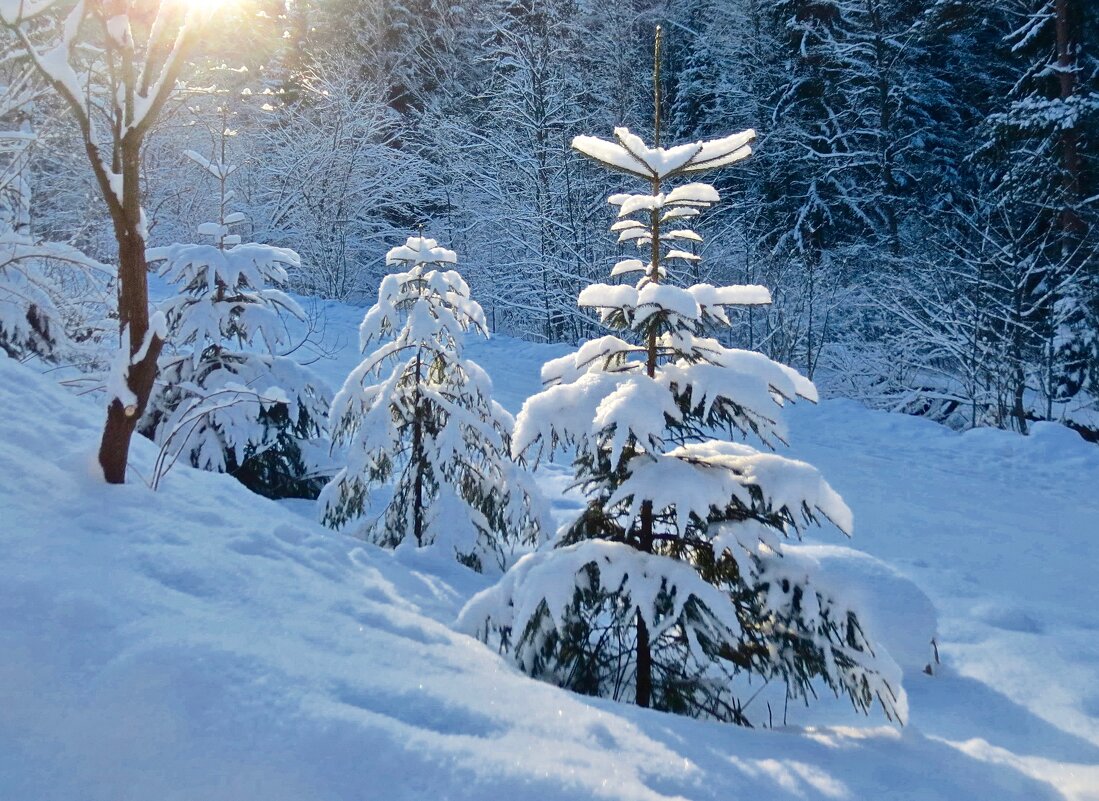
[0,353,1079,801]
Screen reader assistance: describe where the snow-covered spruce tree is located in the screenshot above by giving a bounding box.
[141,149,330,499]
[321,236,545,572]
[459,29,903,725]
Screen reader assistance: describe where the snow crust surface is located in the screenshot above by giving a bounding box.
[2,312,1098,800]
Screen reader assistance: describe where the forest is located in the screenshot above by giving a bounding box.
[3,0,1097,439]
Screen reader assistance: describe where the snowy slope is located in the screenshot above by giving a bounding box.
[784,400,1099,797]
[1,318,1097,799]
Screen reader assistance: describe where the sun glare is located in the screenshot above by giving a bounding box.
[182,0,240,21]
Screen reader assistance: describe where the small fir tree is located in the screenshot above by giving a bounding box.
[141,148,330,499]
[321,236,545,572]
[459,29,903,725]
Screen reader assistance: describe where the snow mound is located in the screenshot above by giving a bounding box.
[787,545,939,677]
[0,354,1069,801]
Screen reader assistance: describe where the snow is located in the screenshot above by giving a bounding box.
[513,368,633,459]
[665,248,701,262]
[104,326,138,409]
[610,440,853,536]
[788,545,940,677]
[385,236,457,267]
[184,150,237,180]
[577,281,637,310]
[0,0,60,19]
[666,228,703,242]
[105,14,129,46]
[667,183,722,204]
[689,283,772,308]
[107,170,124,204]
[682,129,756,173]
[573,128,755,180]
[593,373,684,462]
[610,257,648,277]
[1,303,1098,799]
[609,185,720,216]
[577,282,773,328]
[637,282,700,318]
[35,43,84,110]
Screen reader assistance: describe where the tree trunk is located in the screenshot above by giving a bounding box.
[635,610,653,708]
[412,350,425,545]
[1055,0,1083,237]
[99,140,163,484]
[634,27,664,711]
[1011,284,1029,435]
[635,499,654,709]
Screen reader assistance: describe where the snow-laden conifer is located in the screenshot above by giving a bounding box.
[460,28,903,725]
[0,101,111,364]
[321,236,546,572]
[141,149,330,498]
[0,210,111,363]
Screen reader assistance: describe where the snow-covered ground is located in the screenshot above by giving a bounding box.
[2,298,1097,800]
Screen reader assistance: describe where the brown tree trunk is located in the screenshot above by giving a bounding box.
[1055,0,1083,237]
[99,223,163,483]
[634,26,663,711]
[98,139,163,484]
[635,499,654,709]
[412,350,425,546]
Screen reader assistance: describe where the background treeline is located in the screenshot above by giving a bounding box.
[11,0,1098,436]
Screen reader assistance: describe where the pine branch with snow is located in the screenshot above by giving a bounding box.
[321,236,546,572]
[0,231,112,362]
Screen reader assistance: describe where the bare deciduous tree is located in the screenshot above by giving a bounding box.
[1,0,213,482]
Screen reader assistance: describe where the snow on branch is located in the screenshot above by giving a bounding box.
[386,236,458,267]
[573,127,755,180]
[457,539,745,652]
[106,312,167,412]
[607,442,853,537]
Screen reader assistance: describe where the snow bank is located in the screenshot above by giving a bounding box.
[0,353,1078,801]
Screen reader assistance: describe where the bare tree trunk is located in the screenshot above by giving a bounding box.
[1055,0,1083,237]
[1012,282,1029,434]
[99,135,163,483]
[5,4,201,484]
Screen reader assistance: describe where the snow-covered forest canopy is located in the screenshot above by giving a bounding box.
[2,0,1096,440]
